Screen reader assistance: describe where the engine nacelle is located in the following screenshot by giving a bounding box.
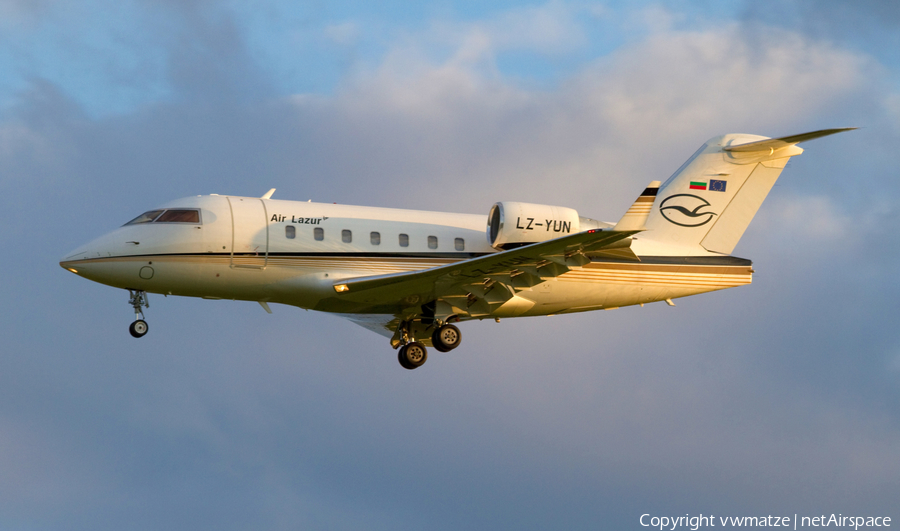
[487,202,581,250]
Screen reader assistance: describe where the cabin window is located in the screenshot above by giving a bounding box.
[314,227,324,241]
[342,230,352,243]
[428,236,438,249]
[399,234,409,247]
[285,226,296,239]
[155,209,201,223]
[124,210,164,225]
[370,232,381,245]
[455,238,465,251]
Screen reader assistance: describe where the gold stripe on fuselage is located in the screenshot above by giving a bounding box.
[560,261,752,289]
[62,253,751,288]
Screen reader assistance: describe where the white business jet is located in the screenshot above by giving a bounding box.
[60,128,853,369]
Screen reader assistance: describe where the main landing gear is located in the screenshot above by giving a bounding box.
[128,289,149,338]
[431,323,461,352]
[398,342,427,370]
[396,322,462,370]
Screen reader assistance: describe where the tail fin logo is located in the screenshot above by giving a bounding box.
[659,194,718,227]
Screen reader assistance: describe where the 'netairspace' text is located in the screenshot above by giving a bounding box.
[640,514,891,530]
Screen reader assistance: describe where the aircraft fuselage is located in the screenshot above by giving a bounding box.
[60,194,751,318]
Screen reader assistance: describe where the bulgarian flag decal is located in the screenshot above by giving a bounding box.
[689,181,707,190]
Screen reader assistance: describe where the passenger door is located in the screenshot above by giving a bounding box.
[227,196,269,268]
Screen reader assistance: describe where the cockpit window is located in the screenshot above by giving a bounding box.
[155,209,200,223]
[125,210,164,225]
[124,209,201,225]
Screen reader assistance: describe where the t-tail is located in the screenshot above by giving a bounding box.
[636,128,856,256]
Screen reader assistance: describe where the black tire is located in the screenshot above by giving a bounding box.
[129,320,148,338]
[398,346,414,370]
[432,324,461,352]
[399,341,427,369]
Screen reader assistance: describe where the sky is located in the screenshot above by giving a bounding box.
[2,1,899,529]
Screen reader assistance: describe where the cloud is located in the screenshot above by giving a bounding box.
[140,1,273,104]
[471,1,588,54]
[323,21,360,46]
[411,2,589,64]
[272,21,876,222]
[743,0,900,32]
[0,0,52,24]
[759,194,850,240]
[581,24,869,134]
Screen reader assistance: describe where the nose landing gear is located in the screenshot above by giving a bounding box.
[127,289,149,338]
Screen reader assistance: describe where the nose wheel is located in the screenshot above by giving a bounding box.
[129,319,148,338]
[127,289,149,338]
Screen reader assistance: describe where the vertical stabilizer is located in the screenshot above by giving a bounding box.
[639,128,854,256]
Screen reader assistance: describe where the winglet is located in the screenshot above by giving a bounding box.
[261,188,276,199]
[614,181,660,231]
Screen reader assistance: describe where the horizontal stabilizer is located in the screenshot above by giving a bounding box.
[723,128,856,153]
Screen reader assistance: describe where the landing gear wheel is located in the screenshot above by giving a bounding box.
[398,341,427,369]
[398,347,413,370]
[129,319,148,338]
[432,324,461,352]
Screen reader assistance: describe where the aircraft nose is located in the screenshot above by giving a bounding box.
[61,226,129,264]
[59,231,121,276]
[60,242,95,275]
[61,243,91,263]
[59,260,80,274]
[59,226,144,284]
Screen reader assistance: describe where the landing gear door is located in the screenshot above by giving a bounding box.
[227,196,269,269]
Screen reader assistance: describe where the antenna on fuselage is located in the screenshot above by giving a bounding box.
[261,188,276,199]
